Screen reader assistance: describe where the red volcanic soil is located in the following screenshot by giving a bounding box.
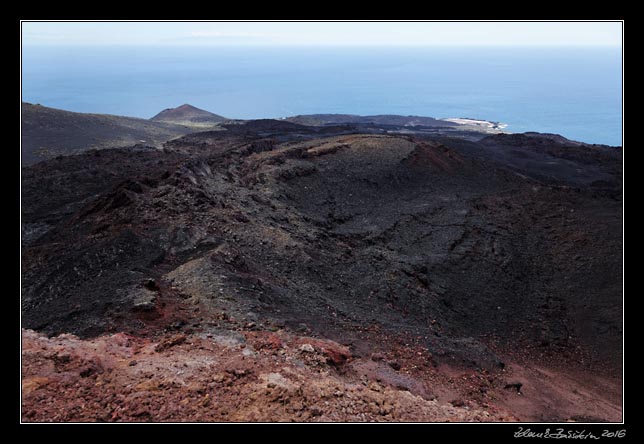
[21,322,620,422]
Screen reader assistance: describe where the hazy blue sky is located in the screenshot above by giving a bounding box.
[22,21,622,47]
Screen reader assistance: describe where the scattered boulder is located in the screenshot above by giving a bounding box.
[154,334,187,352]
[504,382,523,393]
[131,288,157,312]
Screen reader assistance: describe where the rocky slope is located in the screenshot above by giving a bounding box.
[21,117,622,422]
[21,103,196,165]
[22,328,517,422]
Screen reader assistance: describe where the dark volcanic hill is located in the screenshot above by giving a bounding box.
[21,103,196,166]
[21,117,622,422]
[151,104,227,127]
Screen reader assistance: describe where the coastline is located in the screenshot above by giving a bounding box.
[441,117,509,133]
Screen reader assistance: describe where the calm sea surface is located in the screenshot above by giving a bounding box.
[22,46,622,146]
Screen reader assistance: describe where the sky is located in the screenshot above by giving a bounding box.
[21,21,622,47]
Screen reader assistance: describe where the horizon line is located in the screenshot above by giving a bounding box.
[21,42,622,48]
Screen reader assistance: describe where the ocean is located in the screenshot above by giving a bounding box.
[21,45,622,146]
